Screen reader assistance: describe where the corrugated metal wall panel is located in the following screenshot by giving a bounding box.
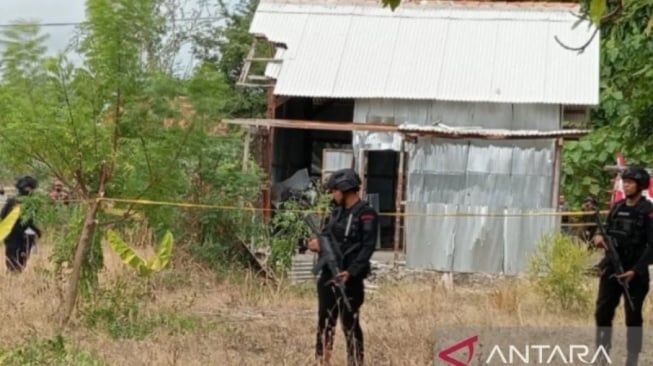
[513,104,560,130]
[354,99,560,128]
[350,100,560,159]
[452,206,505,274]
[405,203,559,274]
[400,135,557,275]
[405,202,456,271]
[405,138,554,209]
[349,100,560,275]
[503,208,560,274]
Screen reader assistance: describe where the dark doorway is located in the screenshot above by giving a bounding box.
[272,128,351,183]
[365,150,399,249]
[271,97,355,184]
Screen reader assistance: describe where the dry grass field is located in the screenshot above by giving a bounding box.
[0,235,650,366]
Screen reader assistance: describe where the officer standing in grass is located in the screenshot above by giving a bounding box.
[307,168,378,366]
[0,176,42,273]
[593,166,653,366]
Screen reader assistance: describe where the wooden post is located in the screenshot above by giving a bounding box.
[358,149,367,199]
[242,129,251,173]
[263,87,276,222]
[393,138,405,265]
[552,138,563,209]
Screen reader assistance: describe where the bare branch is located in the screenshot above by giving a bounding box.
[57,59,83,157]
[554,0,623,53]
[139,135,154,180]
[554,28,600,54]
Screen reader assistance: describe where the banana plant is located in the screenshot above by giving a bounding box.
[0,206,21,242]
[106,229,174,277]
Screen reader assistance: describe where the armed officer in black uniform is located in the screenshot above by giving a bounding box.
[593,166,653,366]
[307,168,378,366]
[1,176,42,273]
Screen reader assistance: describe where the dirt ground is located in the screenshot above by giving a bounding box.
[0,242,650,366]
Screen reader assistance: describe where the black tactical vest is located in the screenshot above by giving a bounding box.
[607,200,649,263]
[327,200,368,256]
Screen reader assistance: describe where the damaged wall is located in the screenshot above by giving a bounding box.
[351,99,560,156]
[351,99,561,274]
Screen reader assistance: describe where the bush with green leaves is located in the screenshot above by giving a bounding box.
[268,184,333,273]
[527,233,596,312]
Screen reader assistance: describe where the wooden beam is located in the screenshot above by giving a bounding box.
[224,119,590,140]
[223,118,400,132]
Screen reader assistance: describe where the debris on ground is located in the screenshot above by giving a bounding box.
[365,257,521,291]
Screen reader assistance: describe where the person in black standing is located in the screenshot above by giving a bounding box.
[593,166,653,366]
[1,176,42,273]
[307,168,378,366]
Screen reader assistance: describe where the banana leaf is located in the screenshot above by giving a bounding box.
[106,229,174,277]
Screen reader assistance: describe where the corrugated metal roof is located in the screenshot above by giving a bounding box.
[250,0,600,105]
[398,123,588,138]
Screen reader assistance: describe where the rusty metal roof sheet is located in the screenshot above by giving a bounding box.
[250,0,600,105]
[398,123,589,139]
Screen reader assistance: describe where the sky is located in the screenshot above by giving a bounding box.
[0,0,226,77]
[1,0,86,58]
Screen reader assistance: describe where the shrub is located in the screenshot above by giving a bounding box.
[82,277,198,340]
[0,335,107,366]
[527,233,595,312]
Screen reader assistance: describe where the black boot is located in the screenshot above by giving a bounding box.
[594,350,611,366]
[626,352,638,366]
[596,327,612,350]
[595,327,612,366]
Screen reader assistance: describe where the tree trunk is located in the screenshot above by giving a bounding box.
[60,199,101,326]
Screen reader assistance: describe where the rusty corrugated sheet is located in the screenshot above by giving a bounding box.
[398,123,588,139]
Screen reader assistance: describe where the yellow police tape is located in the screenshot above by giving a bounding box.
[71,197,608,219]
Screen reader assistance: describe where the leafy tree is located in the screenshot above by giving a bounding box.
[0,0,188,325]
[562,0,653,208]
[0,0,265,326]
[191,0,267,118]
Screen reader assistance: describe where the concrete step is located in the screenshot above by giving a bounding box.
[289,274,315,280]
[289,253,319,284]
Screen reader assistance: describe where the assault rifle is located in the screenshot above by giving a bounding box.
[593,207,636,311]
[304,213,353,312]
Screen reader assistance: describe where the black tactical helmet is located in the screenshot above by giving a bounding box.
[583,195,598,205]
[15,176,38,195]
[621,166,650,190]
[325,168,361,192]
